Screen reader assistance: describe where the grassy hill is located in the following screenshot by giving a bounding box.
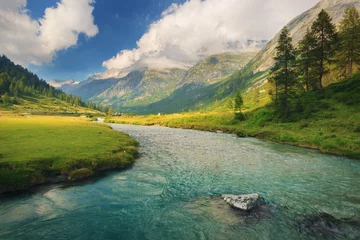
[106,73,360,159]
[0,94,103,116]
[0,55,105,116]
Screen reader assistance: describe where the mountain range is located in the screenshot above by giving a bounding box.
[55,0,360,113]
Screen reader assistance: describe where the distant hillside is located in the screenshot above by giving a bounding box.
[0,55,103,115]
[177,52,258,89]
[49,79,80,93]
[69,77,122,102]
[65,51,258,113]
[92,68,187,108]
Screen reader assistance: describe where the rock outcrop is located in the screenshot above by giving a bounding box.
[222,194,264,211]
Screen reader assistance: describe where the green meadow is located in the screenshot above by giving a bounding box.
[0,117,138,193]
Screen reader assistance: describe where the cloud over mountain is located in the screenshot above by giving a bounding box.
[0,0,98,66]
[103,0,318,72]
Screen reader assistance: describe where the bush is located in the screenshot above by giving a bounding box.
[68,168,94,181]
[234,112,245,121]
[246,109,273,127]
[355,126,360,133]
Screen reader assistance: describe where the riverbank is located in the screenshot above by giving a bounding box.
[105,111,360,160]
[0,116,138,194]
[104,76,360,160]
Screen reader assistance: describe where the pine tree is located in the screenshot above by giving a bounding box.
[311,9,337,89]
[108,106,113,116]
[337,7,360,77]
[47,87,54,97]
[9,83,15,94]
[234,91,244,120]
[2,92,10,106]
[297,29,317,91]
[234,91,243,112]
[271,27,297,117]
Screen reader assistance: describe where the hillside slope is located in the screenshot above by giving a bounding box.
[178,52,258,88]
[249,0,360,74]
[97,52,257,112]
[92,69,187,108]
[0,56,102,115]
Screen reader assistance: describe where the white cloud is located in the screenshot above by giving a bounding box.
[103,0,318,71]
[0,0,98,66]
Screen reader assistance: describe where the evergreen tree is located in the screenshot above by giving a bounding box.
[234,91,243,112]
[2,92,10,106]
[47,87,54,97]
[74,97,80,107]
[337,7,360,77]
[311,9,337,89]
[108,106,113,116]
[9,83,15,94]
[271,27,297,117]
[234,91,244,120]
[297,29,317,91]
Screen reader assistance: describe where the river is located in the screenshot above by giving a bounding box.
[0,124,359,239]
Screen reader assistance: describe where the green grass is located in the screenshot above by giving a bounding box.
[0,116,138,193]
[0,94,105,116]
[107,74,360,159]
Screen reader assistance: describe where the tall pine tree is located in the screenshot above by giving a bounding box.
[271,27,297,117]
[311,9,337,89]
[297,29,317,91]
[337,7,360,77]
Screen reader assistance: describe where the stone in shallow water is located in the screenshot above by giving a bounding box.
[221,194,263,211]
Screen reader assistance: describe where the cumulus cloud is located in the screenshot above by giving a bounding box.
[103,0,318,71]
[0,0,98,66]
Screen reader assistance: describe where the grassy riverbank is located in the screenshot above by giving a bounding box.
[0,116,138,193]
[106,75,360,159]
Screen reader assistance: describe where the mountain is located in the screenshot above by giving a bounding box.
[92,68,187,108]
[249,0,360,74]
[62,0,360,114]
[65,51,258,112]
[48,79,79,93]
[69,77,122,101]
[177,52,258,89]
[142,0,360,113]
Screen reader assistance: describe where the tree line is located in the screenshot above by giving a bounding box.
[0,55,108,112]
[271,7,360,118]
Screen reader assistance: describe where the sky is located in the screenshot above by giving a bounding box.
[0,0,319,82]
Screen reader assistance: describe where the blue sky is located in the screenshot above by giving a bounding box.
[26,0,187,81]
[0,0,319,82]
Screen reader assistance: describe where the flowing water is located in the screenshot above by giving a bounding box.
[0,124,359,240]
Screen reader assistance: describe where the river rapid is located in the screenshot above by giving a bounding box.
[0,124,359,239]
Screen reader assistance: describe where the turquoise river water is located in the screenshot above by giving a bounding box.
[0,124,359,239]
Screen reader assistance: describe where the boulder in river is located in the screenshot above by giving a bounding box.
[222,194,263,211]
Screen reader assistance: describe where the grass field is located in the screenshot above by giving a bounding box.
[0,94,105,116]
[0,116,138,193]
[106,75,360,160]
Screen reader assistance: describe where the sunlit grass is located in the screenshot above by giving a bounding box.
[0,116,138,192]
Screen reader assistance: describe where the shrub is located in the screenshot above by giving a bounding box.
[355,126,360,133]
[68,168,94,181]
[246,109,273,127]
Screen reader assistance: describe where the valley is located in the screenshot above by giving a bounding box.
[1,0,360,239]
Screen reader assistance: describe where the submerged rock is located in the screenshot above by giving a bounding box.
[222,194,263,211]
[295,212,360,239]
